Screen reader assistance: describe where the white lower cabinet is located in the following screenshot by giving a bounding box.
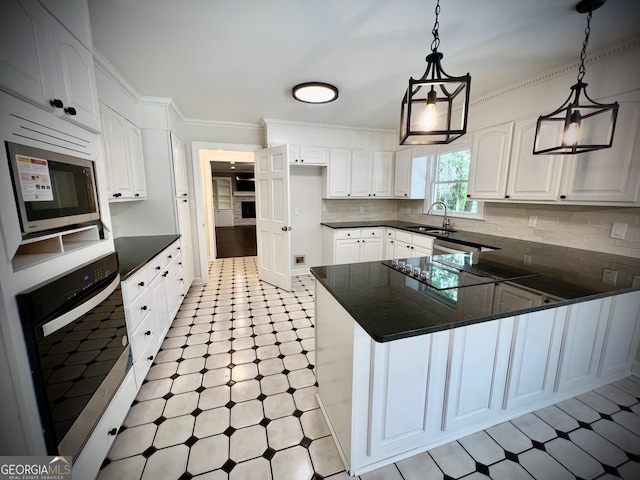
[316,283,640,476]
[72,370,136,480]
[122,239,189,388]
[326,228,385,264]
[393,229,434,258]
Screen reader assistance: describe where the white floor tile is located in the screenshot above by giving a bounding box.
[141,444,189,480]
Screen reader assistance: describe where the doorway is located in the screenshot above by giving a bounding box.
[192,142,262,274]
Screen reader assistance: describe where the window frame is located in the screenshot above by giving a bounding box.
[423,141,484,221]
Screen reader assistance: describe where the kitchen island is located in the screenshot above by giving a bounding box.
[311,247,640,476]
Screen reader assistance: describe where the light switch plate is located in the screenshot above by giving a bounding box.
[610,222,628,239]
[528,216,537,227]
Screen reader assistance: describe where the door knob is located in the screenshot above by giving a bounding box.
[281,226,288,231]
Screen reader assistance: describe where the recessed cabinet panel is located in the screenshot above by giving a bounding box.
[350,150,373,197]
[468,123,513,200]
[507,118,563,201]
[0,0,55,109]
[327,148,352,197]
[372,151,394,197]
[126,124,147,198]
[49,18,100,131]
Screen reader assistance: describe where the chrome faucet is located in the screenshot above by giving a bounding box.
[427,201,450,229]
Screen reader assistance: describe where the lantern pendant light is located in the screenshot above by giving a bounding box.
[399,0,471,145]
[533,0,618,155]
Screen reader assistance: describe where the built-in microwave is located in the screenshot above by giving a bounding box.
[5,142,101,238]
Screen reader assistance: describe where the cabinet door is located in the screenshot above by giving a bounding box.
[48,18,100,131]
[103,109,133,199]
[394,240,413,259]
[393,148,412,197]
[0,0,55,109]
[507,117,563,201]
[299,146,327,165]
[171,132,189,198]
[411,245,432,257]
[351,150,373,197]
[360,238,384,262]
[384,238,395,260]
[559,92,640,204]
[468,123,513,200]
[335,238,360,264]
[126,123,147,199]
[372,151,394,197]
[328,148,352,197]
[493,283,543,314]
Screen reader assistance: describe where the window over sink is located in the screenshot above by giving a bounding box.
[424,147,484,220]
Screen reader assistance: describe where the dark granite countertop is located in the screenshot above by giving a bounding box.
[314,221,640,342]
[114,235,181,280]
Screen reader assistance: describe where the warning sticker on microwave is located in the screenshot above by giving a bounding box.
[15,155,53,201]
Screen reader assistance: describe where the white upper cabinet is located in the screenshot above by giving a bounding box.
[350,150,373,197]
[467,123,513,200]
[372,151,394,197]
[558,91,640,204]
[0,0,55,110]
[506,117,563,201]
[326,148,352,197]
[171,132,189,198]
[101,104,147,201]
[288,145,327,165]
[0,0,100,132]
[393,148,428,199]
[324,148,393,198]
[468,90,640,205]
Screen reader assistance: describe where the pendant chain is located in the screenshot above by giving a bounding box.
[431,0,441,53]
[577,11,592,82]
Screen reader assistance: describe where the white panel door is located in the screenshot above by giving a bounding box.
[468,123,513,200]
[507,117,563,201]
[255,145,291,291]
[360,238,384,262]
[328,148,352,197]
[350,150,373,197]
[372,151,394,198]
[393,148,412,197]
[0,0,55,109]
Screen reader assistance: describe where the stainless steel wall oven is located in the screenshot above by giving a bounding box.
[16,252,131,459]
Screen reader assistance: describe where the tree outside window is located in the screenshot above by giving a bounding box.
[429,149,481,216]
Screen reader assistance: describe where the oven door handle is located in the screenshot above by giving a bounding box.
[42,274,121,337]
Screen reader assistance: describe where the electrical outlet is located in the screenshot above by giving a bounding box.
[528,216,537,227]
[633,275,640,288]
[602,268,618,286]
[294,208,300,216]
[523,254,532,266]
[610,222,628,239]
[359,207,365,214]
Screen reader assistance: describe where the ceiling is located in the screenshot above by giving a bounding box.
[87,0,640,131]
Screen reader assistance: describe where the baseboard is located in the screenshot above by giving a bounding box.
[291,267,311,276]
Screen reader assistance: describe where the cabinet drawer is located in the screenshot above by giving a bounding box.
[412,234,435,250]
[126,289,153,331]
[133,340,157,387]
[360,228,384,238]
[395,230,413,243]
[121,263,152,303]
[336,229,360,240]
[130,315,157,361]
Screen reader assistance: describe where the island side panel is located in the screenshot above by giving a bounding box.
[314,280,358,471]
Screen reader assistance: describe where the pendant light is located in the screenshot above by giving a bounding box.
[399,0,471,145]
[533,0,618,155]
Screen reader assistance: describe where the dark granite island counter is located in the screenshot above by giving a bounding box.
[311,249,640,476]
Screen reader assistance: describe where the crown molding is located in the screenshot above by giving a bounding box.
[93,48,141,104]
[183,118,262,130]
[261,117,396,134]
[472,36,640,106]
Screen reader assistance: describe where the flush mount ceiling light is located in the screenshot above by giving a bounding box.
[399,0,471,145]
[533,0,618,155]
[292,82,339,104]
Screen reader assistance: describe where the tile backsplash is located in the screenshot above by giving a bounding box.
[322,199,640,258]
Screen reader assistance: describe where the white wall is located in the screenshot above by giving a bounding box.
[290,167,323,271]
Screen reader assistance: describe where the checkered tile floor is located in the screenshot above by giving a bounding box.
[98,256,640,480]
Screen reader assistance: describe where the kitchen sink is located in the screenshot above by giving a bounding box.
[406,226,456,235]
